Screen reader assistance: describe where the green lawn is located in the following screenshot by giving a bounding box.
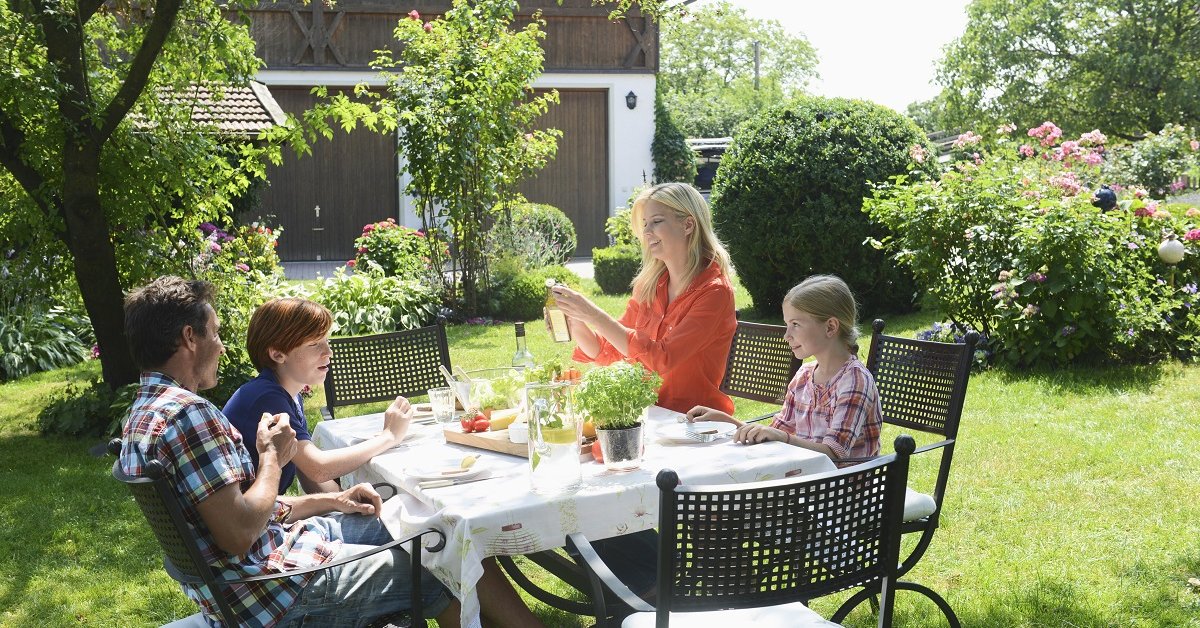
[2,279,1199,626]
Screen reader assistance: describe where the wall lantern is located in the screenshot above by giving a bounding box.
[625,91,637,110]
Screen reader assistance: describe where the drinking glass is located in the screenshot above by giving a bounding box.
[428,387,457,440]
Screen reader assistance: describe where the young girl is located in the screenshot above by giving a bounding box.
[223,297,413,494]
[686,274,882,462]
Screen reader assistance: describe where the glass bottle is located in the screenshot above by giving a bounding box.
[512,322,536,369]
[544,278,572,343]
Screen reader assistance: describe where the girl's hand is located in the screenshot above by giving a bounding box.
[382,396,413,443]
[733,423,787,445]
[684,406,737,425]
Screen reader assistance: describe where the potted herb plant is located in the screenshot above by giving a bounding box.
[575,361,662,471]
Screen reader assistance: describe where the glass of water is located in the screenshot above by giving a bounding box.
[428,387,457,440]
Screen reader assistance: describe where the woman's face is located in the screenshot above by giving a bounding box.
[639,200,694,267]
[273,335,333,390]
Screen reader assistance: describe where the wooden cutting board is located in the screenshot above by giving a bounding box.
[443,425,528,457]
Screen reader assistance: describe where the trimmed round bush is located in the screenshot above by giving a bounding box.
[489,202,577,268]
[593,244,642,295]
[490,265,581,321]
[711,97,937,315]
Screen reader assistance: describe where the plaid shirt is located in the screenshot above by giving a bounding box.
[771,356,882,462]
[120,372,339,627]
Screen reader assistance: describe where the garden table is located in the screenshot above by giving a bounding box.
[312,406,837,627]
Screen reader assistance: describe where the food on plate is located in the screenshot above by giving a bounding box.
[460,454,479,469]
[460,410,489,433]
[581,419,596,439]
[590,439,603,463]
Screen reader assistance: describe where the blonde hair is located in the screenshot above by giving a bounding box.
[784,275,861,353]
[629,182,733,303]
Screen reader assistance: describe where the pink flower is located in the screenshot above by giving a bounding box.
[346,259,357,268]
[209,242,221,252]
[1133,188,1148,199]
[1192,140,1200,151]
[363,223,375,233]
[423,22,433,32]
[1018,144,1035,158]
[525,132,535,141]
[995,123,1017,134]
[1134,207,1154,218]
[1186,207,1199,217]
[91,344,100,359]
[1027,121,1063,146]
[408,9,420,20]
[952,131,983,149]
[358,246,368,253]
[1185,229,1200,241]
[1082,151,1103,166]
[1060,140,1079,156]
[387,217,396,223]
[235,263,250,272]
[1079,130,1107,145]
[909,144,928,163]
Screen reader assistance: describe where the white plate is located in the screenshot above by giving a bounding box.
[656,421,736,444]
[406,459,489,482]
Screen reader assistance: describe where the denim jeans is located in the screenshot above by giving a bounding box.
[276,513,452,627]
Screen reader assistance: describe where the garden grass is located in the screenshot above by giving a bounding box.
[2,280,1200,626]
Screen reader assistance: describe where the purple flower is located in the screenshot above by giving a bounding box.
[1156,278,1167,286]
[1126,329,1135,337]
[1026,272,1047,283]
[199,222,217,234]
[209,242,222,253]
[1185,283,1198,294]
[235,263,250,272]
[91,344,101,359]
[1127,242,1140,250]
[1059,325,1076,336]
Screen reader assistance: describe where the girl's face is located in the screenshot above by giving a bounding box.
[782,303,838,361]
[640,200,694,267]
[272,335,333,390]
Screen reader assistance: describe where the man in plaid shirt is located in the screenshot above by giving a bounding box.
[118,277,543,627]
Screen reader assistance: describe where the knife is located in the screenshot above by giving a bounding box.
[418,475,502,490]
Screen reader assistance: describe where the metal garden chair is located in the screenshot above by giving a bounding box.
[567,435,919,628]
[719,320,803,423]
[108,439,445,627]
[829,319,979,627]
[322,324,451,420]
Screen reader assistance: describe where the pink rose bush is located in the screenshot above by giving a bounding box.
[351,218,445,281]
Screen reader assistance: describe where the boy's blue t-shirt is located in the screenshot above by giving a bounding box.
[222,370,311,493]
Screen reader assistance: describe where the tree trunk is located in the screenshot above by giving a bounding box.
[61,146,139,389]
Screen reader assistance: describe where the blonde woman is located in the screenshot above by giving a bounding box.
[552,182,737,414]
[687,275,883,462]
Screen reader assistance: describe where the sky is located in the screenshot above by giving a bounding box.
[687,0,972,112]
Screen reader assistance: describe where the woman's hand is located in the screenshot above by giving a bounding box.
[332,482,384,517]
[684,405,738,425]
[550,285,604,325]
[733,423,788,445]
[381,396,413,444]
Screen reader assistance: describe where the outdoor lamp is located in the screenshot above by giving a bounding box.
[1158,236,1186,265]
[625,91,637,110]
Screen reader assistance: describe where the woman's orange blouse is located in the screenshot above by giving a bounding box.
[573,261,736,415]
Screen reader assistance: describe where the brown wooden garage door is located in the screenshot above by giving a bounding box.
[519,89,609,254]
[257,87,398,261]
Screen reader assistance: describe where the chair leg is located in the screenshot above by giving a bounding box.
[830,581,960,628]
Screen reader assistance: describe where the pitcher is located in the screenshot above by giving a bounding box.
[525,381,581,495]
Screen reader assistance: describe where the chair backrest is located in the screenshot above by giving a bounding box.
[720,321,804,404]
[865,319,978,440]
[654,435,915,626]
[324,324,451,418]
[107,439,241,625]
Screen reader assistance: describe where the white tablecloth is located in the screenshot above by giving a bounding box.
[312,406,837,627]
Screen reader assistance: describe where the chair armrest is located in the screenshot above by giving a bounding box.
[211,528,445,584]
[913,438,953,455]
[372,482,398,501]
[320,406,334,422]
[565,533,655,613]
[835,438,954,466]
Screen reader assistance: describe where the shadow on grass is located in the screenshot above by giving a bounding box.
[985,360,1178,396]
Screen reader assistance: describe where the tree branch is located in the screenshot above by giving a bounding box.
[97,0,184,142]
[0,108,54,222]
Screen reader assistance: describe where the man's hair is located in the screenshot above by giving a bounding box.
[246,298,333,371]
[124,276,216,370]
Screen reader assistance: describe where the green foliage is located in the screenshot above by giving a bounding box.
[712,97,937,315]
[659,1,818,137]
[905,93,954,133]
[487,202,578,269]
[592,244,642,295]
[487,262,580,321]
[294,0,561,315]
[37,378,137,438]
[575,361,662,429]
[312,266,441,337]
[936,0,1200,138]
[0,307,90,382]
[651,86,697,184]
[605,204,640,247]
[1102,124,1200,196]
[351,218,440,281]
[866,122,1200,367]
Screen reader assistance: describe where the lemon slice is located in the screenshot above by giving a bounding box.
[460,454,479,469]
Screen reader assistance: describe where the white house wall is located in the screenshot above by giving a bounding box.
[255,70,656,233]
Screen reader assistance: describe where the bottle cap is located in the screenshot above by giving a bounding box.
[545,278,557,288]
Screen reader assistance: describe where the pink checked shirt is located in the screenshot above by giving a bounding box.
[770,356,882,462]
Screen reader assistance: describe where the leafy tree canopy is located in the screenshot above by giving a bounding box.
[936,0,1200,139]
[659,0,818,137]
